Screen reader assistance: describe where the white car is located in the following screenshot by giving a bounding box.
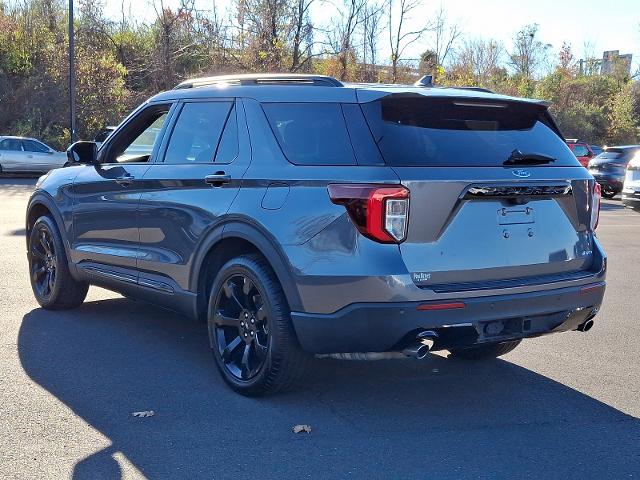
[0,136,68,174]
[621,146,640,210]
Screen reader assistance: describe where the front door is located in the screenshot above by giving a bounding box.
[21,139,58,172]
[70,103,174,277]
[136,98,250,294]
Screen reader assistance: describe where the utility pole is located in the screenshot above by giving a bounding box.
[68,0,76,142]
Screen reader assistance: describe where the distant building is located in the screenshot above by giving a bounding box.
[600,50,633,76]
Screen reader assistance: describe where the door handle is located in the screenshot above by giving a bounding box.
[205,172,231,187]
[115,174,134,186]
[27,154,33,158]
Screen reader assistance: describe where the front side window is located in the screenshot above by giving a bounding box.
[163,101,235,164]
[102,105,171,164]
[0,139,22,151]
[118,113,168,162]
[23,140,50,153]
[262,103,356,166]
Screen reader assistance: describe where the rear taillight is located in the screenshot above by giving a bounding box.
[328,184,410,243]
[591,182,601,230]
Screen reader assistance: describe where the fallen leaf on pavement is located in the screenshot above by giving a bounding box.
[132,411,155,418]
[292,424,312,434]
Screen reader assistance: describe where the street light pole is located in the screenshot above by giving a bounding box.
[68,0,76,143]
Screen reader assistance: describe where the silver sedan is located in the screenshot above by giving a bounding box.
[0,136,67,174]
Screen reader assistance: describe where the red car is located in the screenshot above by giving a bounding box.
[566,139,596,167]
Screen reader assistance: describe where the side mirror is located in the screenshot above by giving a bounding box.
[66,141,98,165]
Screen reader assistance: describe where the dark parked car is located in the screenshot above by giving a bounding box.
[26,74,606,396]
[590,145,603,156]
[589,145,640,198]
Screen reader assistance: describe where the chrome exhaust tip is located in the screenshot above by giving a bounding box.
[403,331,438,359]
[403,343,430,359]
[576,318,595,332]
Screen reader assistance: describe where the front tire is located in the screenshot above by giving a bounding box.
[449,340,521,360]
[28,216,88,310]
[207,254,308,396]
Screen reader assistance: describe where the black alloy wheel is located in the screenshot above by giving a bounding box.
[30,224,57,300]
[28,216,88,310]
[212,273,269,380]
[207,255,309,396]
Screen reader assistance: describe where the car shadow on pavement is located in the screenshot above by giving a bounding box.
[19,298,640,479]
[600,200,626,211]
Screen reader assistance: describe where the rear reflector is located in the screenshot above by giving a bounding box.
[417,302,466,311]
[580,283,604,294]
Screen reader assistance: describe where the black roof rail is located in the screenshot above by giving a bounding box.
[175,73,343,89]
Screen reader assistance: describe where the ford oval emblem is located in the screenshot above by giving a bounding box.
[512,169,531,178]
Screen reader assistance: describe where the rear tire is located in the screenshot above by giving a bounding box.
[601,185,617,199]
[449,339,521,360]
[207,254,309,396]
[28,216,89,310]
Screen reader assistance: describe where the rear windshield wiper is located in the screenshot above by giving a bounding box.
[504,149,556,166]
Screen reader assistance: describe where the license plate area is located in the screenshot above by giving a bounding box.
[497,206,535,225]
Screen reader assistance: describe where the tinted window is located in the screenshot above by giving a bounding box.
[23,140,50,153]
[164,102,233,164]
[214,106,239,163]
[361,95,579,167]
[571,144,589,157]
[596,149,623,160]
[0,139,22,151]
[119,113,167,162]
[263,103,356,165]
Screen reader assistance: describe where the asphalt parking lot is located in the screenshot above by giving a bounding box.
[1,177,639,480]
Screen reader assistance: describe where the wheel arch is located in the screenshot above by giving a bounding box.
[26,194,68,252]
[191,220,302,322]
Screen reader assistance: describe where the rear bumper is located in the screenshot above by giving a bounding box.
[291,282,605,353]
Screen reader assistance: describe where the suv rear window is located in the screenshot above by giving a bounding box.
[361,95,579,167]
[263,103,356,165]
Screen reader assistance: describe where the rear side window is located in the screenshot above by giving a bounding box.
[0,139,22,151]
[263,103,356,165]
[361,95,579,167]
[164,101,234,164]
[23,140,50,153]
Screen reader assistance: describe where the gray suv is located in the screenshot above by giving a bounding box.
[26,74,606,395]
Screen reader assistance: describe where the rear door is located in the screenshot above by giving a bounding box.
[0,138,28,172]
[136,98,250,293]
[360,93,596,289]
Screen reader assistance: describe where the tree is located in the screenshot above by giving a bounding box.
[431,5,461,70]
[607,82,639,144]
[509,24,550,80]
[326,0,367,81]
[360,0,385,81]
[448,37,503,87]
[387,0,430,83]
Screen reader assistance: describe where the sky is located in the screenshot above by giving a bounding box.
[105,0,640,72]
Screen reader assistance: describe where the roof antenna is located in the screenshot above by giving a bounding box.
[413,75,434,87]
